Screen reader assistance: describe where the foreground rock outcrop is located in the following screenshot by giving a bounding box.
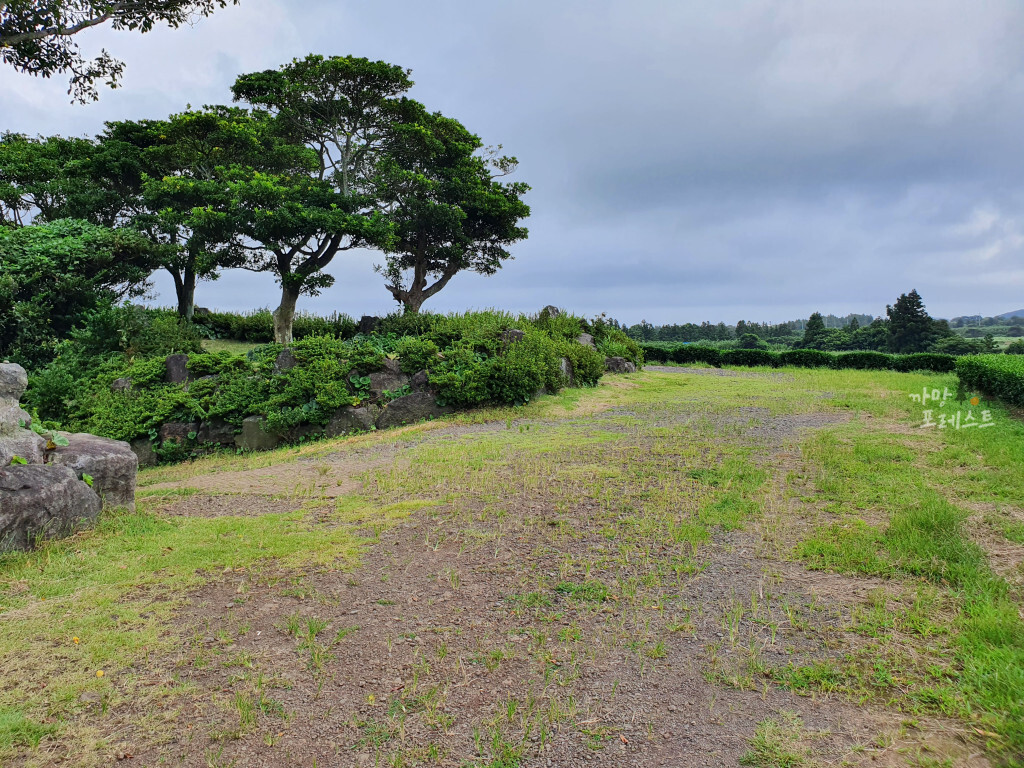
[0,464,101,551]
[0,362,137,551]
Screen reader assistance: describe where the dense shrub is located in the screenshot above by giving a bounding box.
[192,308,356,342]
[779,349,837,368]
[931,335,984,355]
[834,351,893,370]
[638,343,673,363]
[557,339,605,387]
[584,315,643,367]
[892,353,957,373]
[376,312,442,338]
[27,310,610,454]
[720,349,779,367]
[737,333,767,350]
[393,337,441,374]
[1004,340,1024,355]
[956,355,1024,408]
[671,346,722,367]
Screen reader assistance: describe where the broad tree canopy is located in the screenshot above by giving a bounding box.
[1,0,239,101]
[229,55,417,343]
[376,110,529,313]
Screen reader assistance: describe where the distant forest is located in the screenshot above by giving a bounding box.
[618,292,1024,355]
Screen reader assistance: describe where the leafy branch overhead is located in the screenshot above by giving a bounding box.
[0,1,239,101]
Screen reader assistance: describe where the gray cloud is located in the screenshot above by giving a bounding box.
[2,0,1023,324]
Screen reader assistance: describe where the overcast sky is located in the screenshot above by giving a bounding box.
[3,0,1023,324]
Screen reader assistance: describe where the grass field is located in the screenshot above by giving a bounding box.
[1,366,1022,767]
[199,339,262,356]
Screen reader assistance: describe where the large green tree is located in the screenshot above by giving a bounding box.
[0,218,160,365]
[98,107,313,318]
[229,55,417,343]
[375,111,530,314]
[1,0,239,101]
[0,131,121,225]
[886,289,944,353]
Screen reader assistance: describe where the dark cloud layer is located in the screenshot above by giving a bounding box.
[2,0,1022,323]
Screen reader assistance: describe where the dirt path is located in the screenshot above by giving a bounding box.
[101,372,993,768]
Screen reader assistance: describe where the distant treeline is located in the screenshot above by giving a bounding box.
[622,290,1024,356]
[624,313,877,343]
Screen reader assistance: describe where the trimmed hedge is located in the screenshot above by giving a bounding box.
[779,349,836,368]
[834,351,893,370]
[671,346,722,367]
[892,353,957,373]
[640,342,959,374]
[720,349,778,367]
[956,355,1024,408]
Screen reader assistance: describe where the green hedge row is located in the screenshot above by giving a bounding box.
[956,355,1024,408]
[641,343,957,373]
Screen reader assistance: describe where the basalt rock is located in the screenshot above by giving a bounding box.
[47,433,138,511]
[130,438,157,468]
[165,354,191,384]
[0,363,28,401]
[326,406,375,437]
[235,416,280,452]
[409,369,431,392]
[605,356,637,374]
[0,429,47,467]
[273,349,298,375]
[359,315,381,335]
[0,398,32,436]
[559,357,574,386]
[501,328,526,345]
[375,392,453,430]
[577,333,595,349]
[197,419,236,446]
[369,358,410,398]
[0,464,101,552]
[159,421,199,445]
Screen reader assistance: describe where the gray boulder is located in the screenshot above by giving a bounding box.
[110,377,133,393]
[577,333,595,348]
[0,398,32,436]
[501,328,526,345]
[47,433,138,510]
[605,356,637,374]
[409,369,431,392]
[541,305,561,318]
[0,464,101,552]
[326,406,375,438]
[130,438,157,468]
[273,349,298,375]
[0,363,28,401]
[369,358,409,398]
[375,392,453,430]
[197,419,236,446]
[235,416,280,452]
[0,429,47,466]
[165,354,191,384]
[159,421,199,445]
[559,357,574,386]
[359,315,381,335]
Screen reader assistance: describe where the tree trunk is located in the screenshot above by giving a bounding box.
[167,261,197,320]
[273,284,300,345]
